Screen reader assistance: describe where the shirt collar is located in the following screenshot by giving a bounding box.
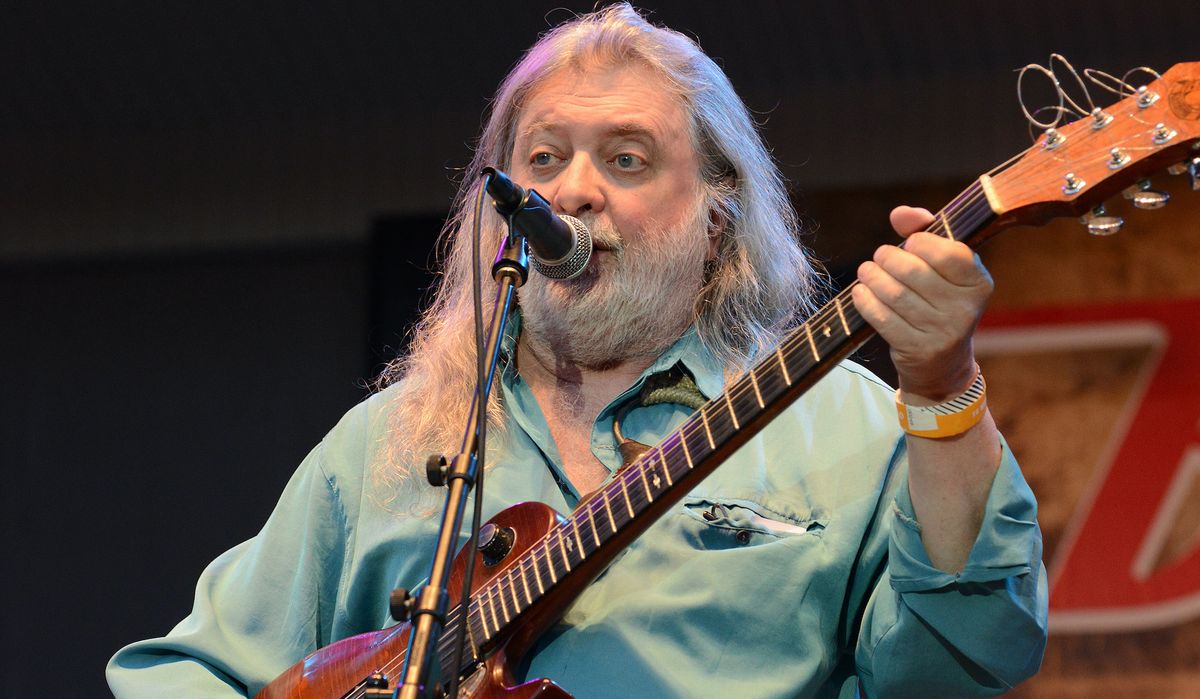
[499,310,726,402]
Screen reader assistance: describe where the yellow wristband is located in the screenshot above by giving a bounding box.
[896,372,987,439]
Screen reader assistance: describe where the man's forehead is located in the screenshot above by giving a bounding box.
[513,65,689,143]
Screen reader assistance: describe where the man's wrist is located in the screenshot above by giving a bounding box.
[896,369,987,439]
[897,360,979,406]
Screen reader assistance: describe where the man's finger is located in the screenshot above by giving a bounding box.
[889,205,935,237]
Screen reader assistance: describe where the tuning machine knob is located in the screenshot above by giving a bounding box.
[1168,156,1200,191]
[1123,178,1170,210]
[1081,205,1123,236]
[1090,107,1113,130]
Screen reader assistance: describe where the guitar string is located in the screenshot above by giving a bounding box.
[429,188,998,668]
[382,124,1105,681]
[405,125,1169,692]
[350,183,1002,694]
[395,101,1188,685]
[348,112,1169,691]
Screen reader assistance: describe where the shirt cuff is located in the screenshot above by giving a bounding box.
[887,437,1039,592]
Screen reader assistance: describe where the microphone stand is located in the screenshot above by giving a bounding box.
[396,218,529,699]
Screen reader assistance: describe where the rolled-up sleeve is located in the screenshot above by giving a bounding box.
[856,440,1049,698]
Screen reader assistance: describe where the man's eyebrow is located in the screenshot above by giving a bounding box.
[604,122,661,142]
[519,120,561,141]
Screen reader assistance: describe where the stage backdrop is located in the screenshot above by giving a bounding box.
[974,171,1200,696]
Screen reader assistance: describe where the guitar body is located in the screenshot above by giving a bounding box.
[256,501,574,699]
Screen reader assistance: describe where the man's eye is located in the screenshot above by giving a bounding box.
[531,152,556,166]
[612,153,645,170]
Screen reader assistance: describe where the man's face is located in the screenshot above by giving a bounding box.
[509,63,715,368]
[510,63,706,255]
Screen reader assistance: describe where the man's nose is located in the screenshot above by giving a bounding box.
[550,155,605,217]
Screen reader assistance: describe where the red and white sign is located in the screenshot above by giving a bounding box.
[978,299,1200,633]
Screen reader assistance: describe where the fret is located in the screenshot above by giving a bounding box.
[638,462,655,501]
[700,407,716,448]
[557,530,572,572]
[749,368,765,408]
[484,589,500,635]
[658,449,673,486]
[678,430,694,468]
[937,211,955,240]
[496,580,511,623]
[834,296,851,335]
[571,518,585,554]
[467,604,485,646]
[723,390,741,429]
[776,347,792,385]
[531,550,546,593]
[505,573,523,613]
[602,491,617,531]
[518,559,532,603]
[804,323,820,362]
[586,502,601,546]
[620,475,635,518]
[546,546,559,584]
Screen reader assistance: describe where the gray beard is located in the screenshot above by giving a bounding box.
[518,209,709,370]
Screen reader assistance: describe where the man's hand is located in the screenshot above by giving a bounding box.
[850,205,994,402]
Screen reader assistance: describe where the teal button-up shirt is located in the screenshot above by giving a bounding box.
[108,324,1047,698]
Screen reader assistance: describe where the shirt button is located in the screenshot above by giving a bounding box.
[735,530,751,544]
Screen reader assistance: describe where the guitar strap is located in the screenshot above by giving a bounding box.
[611,365,708,469]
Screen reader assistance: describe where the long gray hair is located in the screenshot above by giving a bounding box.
[372,3,823,507]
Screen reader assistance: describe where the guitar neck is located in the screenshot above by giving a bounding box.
[434,179,1000,672]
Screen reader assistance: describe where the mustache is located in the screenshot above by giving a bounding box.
[576,213,624,254]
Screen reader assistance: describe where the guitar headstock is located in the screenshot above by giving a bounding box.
[987,61,1200,232]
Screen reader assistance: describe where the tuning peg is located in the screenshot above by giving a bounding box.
[1090,107,1113,130]
[1081,204,1123,236]
[1136,85,1160,108]
[1123,178,1170,209]
[1166,157,1200,190]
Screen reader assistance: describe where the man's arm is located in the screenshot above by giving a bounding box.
[848,206,1047,696]
[852,205,1001,572]
[853,438,1047,697]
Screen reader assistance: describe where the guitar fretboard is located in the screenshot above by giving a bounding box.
[432,178,998,674]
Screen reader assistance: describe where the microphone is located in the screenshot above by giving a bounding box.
[481,166,592,279]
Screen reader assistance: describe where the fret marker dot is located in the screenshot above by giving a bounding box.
[652,475,661,489]
[822,325,832,337]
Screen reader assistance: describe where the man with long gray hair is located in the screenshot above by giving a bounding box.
[109,4,1047,697]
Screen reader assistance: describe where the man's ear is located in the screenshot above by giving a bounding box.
[706,211,723,260]
[705,174,735,260]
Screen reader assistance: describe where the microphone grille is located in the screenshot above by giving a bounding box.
[532,215,593,280]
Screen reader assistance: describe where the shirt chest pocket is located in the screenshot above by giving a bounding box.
[679,496,827,549]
